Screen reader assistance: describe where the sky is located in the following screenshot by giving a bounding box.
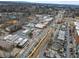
[0,0,79,5]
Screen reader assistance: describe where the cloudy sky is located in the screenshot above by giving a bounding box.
[0,0,79,5]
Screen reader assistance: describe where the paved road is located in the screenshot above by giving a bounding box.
[39,43,48,58]
[65,19,77,58]
[66,22,70,58]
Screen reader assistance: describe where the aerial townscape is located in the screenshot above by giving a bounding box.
[0,1,79,58]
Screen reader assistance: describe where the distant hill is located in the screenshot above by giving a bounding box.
[0,1,78,9]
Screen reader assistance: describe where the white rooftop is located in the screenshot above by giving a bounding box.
[35,23,46,28]
[77,30,79,36]
[74,22,79,26]
[44,18,53,22]
[74,21,79,36]
[57,30,65,40]
[76,26,79,30]
[26,23,35,27]
[22,29,29,34]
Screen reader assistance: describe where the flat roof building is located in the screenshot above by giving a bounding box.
[57,30,65,41]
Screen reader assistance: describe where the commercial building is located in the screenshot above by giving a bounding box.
[74,21,79,57]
